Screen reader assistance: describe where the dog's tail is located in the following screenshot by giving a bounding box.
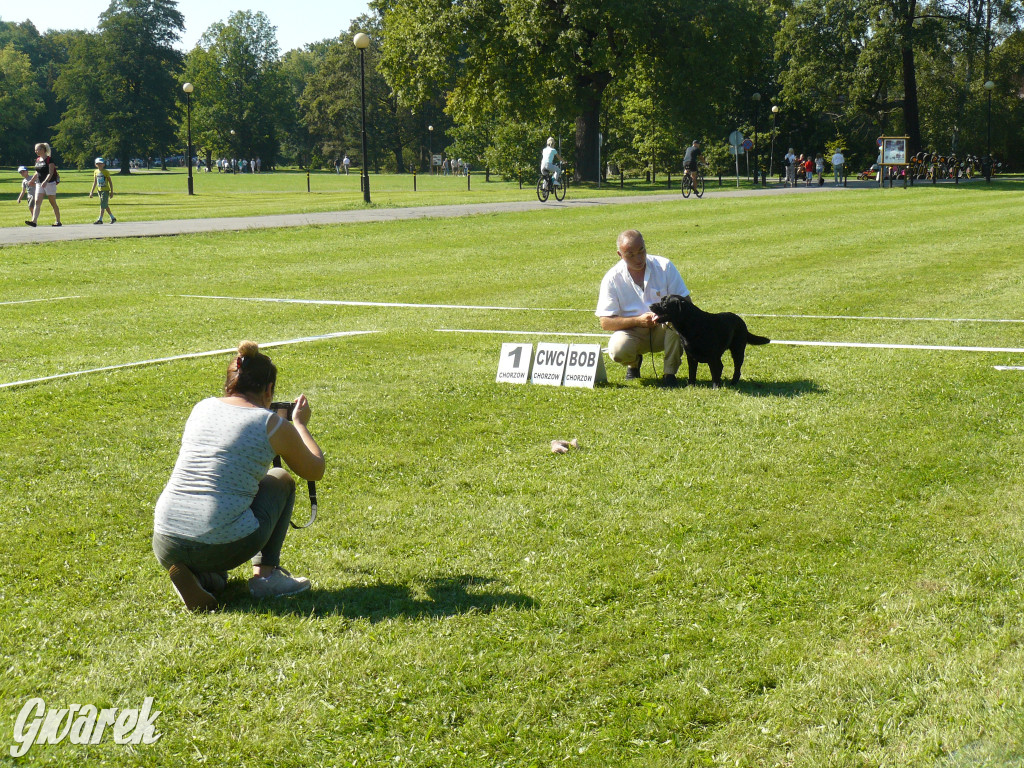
[746,332,771,346]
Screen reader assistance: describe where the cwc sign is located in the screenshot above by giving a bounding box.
[496,342,606,388]
[532,342,569,385]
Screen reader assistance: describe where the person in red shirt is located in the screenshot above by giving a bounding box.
[804,156,815,186]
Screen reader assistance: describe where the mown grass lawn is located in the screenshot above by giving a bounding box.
[1,183,1023,766]
[0,167,704,228]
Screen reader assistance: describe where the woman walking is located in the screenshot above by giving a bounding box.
[25,142,61,227]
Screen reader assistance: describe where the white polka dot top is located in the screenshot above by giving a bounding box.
[154,398,282,544]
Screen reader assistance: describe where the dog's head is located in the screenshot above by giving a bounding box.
[649,294,691,325]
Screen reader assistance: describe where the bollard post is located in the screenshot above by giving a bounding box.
[620,170,624,189]
[413,170,417,191]
[718,173,722,186]
[467,170,471,191]
[519,173,522,190]
[306,171,310,193]
[667,171,672,189]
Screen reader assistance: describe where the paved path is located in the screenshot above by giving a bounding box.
[0,183,856,247]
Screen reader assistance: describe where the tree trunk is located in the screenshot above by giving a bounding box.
[574,71,611,182]
[899,0,922,153]
[117,142,132,174]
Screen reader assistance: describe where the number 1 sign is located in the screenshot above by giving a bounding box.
[496,342,533,383]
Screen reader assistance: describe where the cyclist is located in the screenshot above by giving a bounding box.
[683,140,701,189]
[540,137,562,187]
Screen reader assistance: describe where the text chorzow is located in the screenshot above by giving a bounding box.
[10,697,162,757]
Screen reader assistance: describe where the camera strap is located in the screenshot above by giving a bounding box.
[272,455,318,529]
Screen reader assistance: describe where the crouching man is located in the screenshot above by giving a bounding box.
[596,229,691,388]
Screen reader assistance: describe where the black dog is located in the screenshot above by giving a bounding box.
[649,294,770,387]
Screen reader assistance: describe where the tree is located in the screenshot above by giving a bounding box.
[182,11,290,168]
[774,0,1023,162]
[299,16,421,172]
[376,0,765,182]
[279,42,331,166]
[0,22,86,165]
[53,0,185,171]
[0,43,44,165]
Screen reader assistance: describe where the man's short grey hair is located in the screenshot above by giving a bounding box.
[617,229,644,251]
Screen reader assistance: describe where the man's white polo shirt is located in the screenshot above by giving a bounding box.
[596,255,689,319]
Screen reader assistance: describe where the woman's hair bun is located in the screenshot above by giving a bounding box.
[237,340,259,357]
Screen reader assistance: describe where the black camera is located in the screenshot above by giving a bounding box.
[269,401,295,421]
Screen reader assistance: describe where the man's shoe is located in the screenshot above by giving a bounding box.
[624,356,642,380]
[25,221,36,227]
[168,564,218,612]
[109,217,116,223]
[51,222,61,227]
[249,567,311,599]
[659,373,681,389]
[94,219,103,225]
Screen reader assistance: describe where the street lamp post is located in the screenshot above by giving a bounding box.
[183,82,194,195]
[752,92,761,185]
[984,80,995,157]
[229,130,236,173]
[770,105,779,182]
[354,32,371,204]
[428,125,433,174]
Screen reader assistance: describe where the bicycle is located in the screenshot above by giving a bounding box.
[680,167,705,198]
[536,165,567,202]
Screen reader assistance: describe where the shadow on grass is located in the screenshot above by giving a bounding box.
[631,377,824,397]
[222,573,539,620]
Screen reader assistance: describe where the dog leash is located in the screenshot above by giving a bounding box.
[649,328,660,379]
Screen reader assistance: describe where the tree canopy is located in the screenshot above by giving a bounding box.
[183,10,291,167]
[54,0,185,171]
[2,0,1022,174]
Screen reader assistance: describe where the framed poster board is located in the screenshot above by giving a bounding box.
[881,137,908,165]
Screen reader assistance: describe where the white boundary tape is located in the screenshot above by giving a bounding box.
[1,296,81,306]
[0,331,375,390]
[183,295,1024,326]
[772,339,1024,353]
[748,312,1024,324]
[437,329,1024,355]
[181,295,591,313]
[437,329,610,338]
[995,366,1024,371]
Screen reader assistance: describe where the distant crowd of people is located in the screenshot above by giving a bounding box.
[782,148,846,186]
[217,157,262,173]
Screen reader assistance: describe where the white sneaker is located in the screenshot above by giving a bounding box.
[249,567,310,598]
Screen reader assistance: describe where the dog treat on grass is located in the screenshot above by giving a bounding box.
[550,439,579,453]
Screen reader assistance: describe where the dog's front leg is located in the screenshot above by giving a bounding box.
[687,355,699,385]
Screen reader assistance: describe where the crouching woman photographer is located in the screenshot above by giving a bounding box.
[152,340,325,611]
